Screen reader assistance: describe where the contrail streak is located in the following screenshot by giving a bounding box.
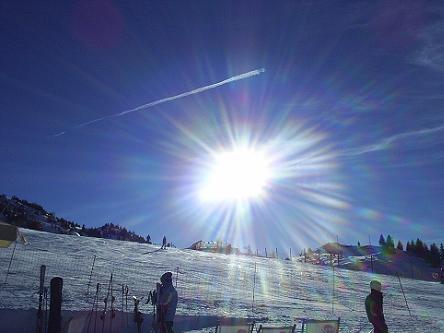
[51,68,265,137]
[338,124,444,157]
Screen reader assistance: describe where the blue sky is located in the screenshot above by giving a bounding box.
[1,0,444,251]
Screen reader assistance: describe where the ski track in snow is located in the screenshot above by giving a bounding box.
[0,229,443,332]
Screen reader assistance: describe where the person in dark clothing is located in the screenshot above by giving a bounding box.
[365,280,388,333]
[156,272,178,333]
[162,236,167,249]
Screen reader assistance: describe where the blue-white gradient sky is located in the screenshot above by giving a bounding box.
[1,1,444,251]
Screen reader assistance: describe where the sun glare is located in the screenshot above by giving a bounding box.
[199,148,272,202]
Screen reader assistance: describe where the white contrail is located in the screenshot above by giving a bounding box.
[51,68,265,137]
[339,124,444,157]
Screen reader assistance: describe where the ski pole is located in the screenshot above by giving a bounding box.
[86,255,96,297]
[44,287,48,333]
[175,267,179,288]
[331,255,335,315]
[396,273,412,317]
[108,275,116,333]
[109,295,115,333]
[121,284,124,312]
[121,284,124,326]
[3,241,17,286]
[125,285,129,327]
[251,262,257,317]
[93,284,100,333]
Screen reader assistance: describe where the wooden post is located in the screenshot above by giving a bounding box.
[265,248,267,258]
[48,277,63,333]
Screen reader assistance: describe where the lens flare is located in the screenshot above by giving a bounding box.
[199,148,272,202]
[154,111,350,250]
[121,93,351,250]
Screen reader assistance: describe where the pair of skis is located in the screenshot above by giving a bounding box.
[132,282,162,333]
[86,283,101,333]
[119,283,152,332]
[122,284,129,327]
[85,273,116,333]
[86,276,160,333]
[100,273,116,333]
[133,295,144,333]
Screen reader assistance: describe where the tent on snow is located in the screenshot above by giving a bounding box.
[1,221,27,286]
[0,221,26,248]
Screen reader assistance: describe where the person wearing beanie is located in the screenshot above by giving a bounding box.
[365,280,388,333]
[157,272,178,333]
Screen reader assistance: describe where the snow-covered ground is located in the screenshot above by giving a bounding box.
[1,229,443,332]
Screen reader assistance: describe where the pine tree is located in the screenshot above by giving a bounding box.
[307,248,313,255]
[410,240,415,255]
[423,242,430,262]
[379,234,386,247]
[430,243,441,268]
[415,238,423,257]
[386,235,395,250]
[440,243,444,261]
[397,240,404,251]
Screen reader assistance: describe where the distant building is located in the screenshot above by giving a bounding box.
[188,240,239,255]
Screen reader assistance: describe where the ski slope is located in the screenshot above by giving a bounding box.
[0,229,443,332]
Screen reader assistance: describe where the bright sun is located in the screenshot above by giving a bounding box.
[199,148,272,202]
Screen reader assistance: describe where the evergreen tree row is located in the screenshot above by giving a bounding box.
[379,234,443,268]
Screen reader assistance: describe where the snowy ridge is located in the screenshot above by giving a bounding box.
[0,229,443,332]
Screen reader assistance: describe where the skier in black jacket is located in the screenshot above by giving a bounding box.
[365,280,388,333]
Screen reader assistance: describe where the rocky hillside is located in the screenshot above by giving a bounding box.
[0,194,148,243]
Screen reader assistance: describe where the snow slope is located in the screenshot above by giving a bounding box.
[0,229,443,332]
